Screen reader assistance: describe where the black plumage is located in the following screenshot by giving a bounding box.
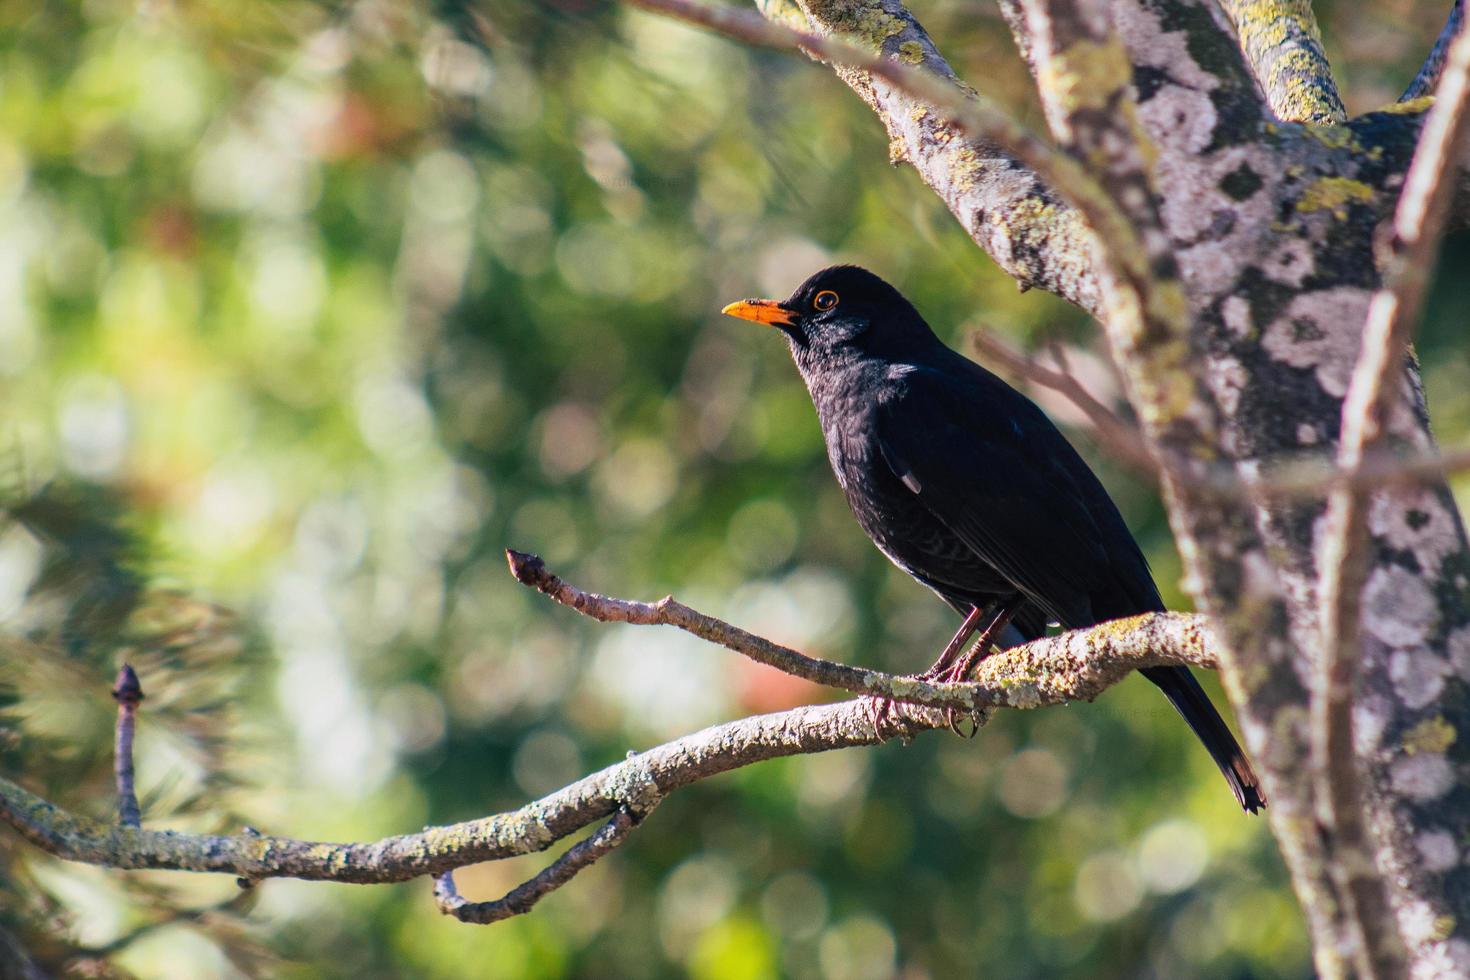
[723,265,1265,813]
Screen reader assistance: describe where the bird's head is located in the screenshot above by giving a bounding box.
[721,265,939,366]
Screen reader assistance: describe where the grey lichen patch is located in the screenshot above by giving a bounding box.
[606,759,663,814]
[1260,236,1314,286]
[1447,626,1470,681]
[1140,86,1219,155]
[1354,692,1393,752]
[1402,900,1458,950]
[1390,650,1452,711]
[1390,752,1454,801]
[1112,0,1223,94]
[1419,939,1470,977]
[1222,295,1254,336]
[1414,829,1459,873]
[1153,142,1282,297]
[999,676,1043,709]
[1369,489,1462,576]
[1204,354,1248,416]
[1363,565,1439,648]
[1259,286,1370,397]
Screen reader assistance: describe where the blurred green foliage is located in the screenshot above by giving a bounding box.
[0,0,1466,977]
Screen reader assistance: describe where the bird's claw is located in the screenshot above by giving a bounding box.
[864,691,922,742]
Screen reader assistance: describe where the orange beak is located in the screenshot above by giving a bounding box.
[720,299,799,328]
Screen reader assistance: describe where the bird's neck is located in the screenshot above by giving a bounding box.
[793,352,891,433]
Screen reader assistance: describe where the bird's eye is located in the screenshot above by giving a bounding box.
[813,290,839,311]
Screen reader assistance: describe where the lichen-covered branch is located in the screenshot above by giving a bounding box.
[1218,0,1347,124]
[624,0,1118,313]
[2,568,1222,899]
[1404,0,1465,101]
[506,549,1212,712]
[433,809,642,925]
[1313,21,1470,978]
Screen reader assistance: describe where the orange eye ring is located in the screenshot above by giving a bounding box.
[813,290,839,311]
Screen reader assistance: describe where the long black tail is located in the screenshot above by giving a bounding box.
[1142,666,1266,813]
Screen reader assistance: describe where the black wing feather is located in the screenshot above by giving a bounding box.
[874,367,1114,626]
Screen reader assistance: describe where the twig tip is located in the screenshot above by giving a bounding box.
[112,664,143,705]
[505,549,545,586]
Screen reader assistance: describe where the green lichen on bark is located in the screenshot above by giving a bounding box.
[1218,0,1346,124]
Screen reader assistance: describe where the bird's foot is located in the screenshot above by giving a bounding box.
[932,599,1023,734]
[928,658,984,738]
[864,692,919,743]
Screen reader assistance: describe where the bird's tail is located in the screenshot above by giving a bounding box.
[1142,666,1267,814]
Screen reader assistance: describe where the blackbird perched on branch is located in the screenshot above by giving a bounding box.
[723,265,1265,813]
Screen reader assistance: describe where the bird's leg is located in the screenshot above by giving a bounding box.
[867,605,986,741]
[939,598,1025,736]
[923,605,988,679]
[944,597,1024,684]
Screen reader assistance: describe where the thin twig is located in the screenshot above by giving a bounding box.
[434,808,642,925]
[1313,17,1470,980]
[111,664,143,828]
[505,550,1210,711]
[971,331,1470,499]
[1404,0,1466,101]
[970,332,1156,476]
[620,0,1148,299]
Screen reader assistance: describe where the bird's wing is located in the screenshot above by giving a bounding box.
[874,369,1113,626]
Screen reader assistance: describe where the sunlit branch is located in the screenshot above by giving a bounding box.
[620,0,1150,311]
[1218,0,1347,124]
[1,562,1223,914]
[1312,17,1470,980]
[433,808,642,925]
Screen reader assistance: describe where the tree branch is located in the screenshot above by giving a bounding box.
[970,332,1157,478]
[1312,18,1470,979]
[1,558,1222,909]
[1217,0,1347,124]
[433,808,641,925]
[504,549,1210,711]
[110,664,142,829]
[1404,0,1466,101]
[623,0,1115,312]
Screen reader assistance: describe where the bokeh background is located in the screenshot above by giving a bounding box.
[2,1,1467,977]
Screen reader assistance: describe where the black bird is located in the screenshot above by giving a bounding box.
[722,265,1265,813]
